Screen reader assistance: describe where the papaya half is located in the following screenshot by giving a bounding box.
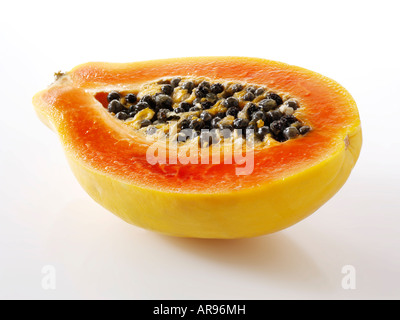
[33,57,362,239]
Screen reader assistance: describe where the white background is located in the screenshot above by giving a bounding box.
[1,0,399,300]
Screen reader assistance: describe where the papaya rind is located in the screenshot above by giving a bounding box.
[65,125,361,238]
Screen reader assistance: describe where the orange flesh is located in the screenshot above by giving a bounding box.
[38,57,359,193]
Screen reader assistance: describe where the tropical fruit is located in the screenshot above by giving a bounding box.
[33,57,362,238]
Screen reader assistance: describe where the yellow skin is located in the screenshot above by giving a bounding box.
[33,57,362,239]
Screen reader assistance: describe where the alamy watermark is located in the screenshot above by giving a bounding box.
[41,265,56,290]
[341,265,356,290]
[145,124,256,175]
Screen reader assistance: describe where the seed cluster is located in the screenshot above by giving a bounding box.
[102,77,311,145]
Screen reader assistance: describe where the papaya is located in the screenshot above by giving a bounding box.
[33,57,362,239]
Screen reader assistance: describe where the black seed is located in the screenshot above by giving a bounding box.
[243,92,255,101]
[157,108,170,122]
[278,115,291,127]
[252,110,266,122]
[200,111,212,122]
[104,77,310,142]
[157,79,170,84]
[168,115,180,121]
[192,97,201,105]
[174,107,186,113]
[125,93,137,104]
[222,97,239,108]
[283,127,299,139]
[178,119,191,130]
[211,117,221,128]
[291,121,302,129]
[246,86,256,94]
[201,100,214,109]
[195,85,209,98]
[231,84,243,93]
[116,111,128,120]
[140,95,156,109]
[161,84,174,95]
[255,87,265,96]
[202,121,212,130]
[226,106,240,117]
[107,91,120,102]
[171,77,181,87]
[258,98,277,112]
[140,119,152,128]
[108,100,124,113]
[266,92,283,105]
[299,126,311,135]
[222,92,233,99]
[135,101,150,112]
[199,81,211,89]
[179,101,192,111]
[245,103,259,117]
[146,126,157,135]
[155,94,173,110]
[189,119,205,131]
[275,134,288,142]
[194,88,205,98]
[284,99,299,110]
[233,118,249,129]
[269,109,283,121]
[281,114,298,125]
[256,126,270,140]
[210,83,224,94]
[264,111,273,125]
[181,81,194,93]
[205,93,217,102]
[270,120,285,135]
[248,119,257,126]
[189,105,202,112]
[150,112,158,122]
[218,120,233,129]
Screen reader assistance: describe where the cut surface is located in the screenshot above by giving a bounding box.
[35,57,361,194]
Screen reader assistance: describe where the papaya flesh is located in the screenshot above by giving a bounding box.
[33,57,362,239]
